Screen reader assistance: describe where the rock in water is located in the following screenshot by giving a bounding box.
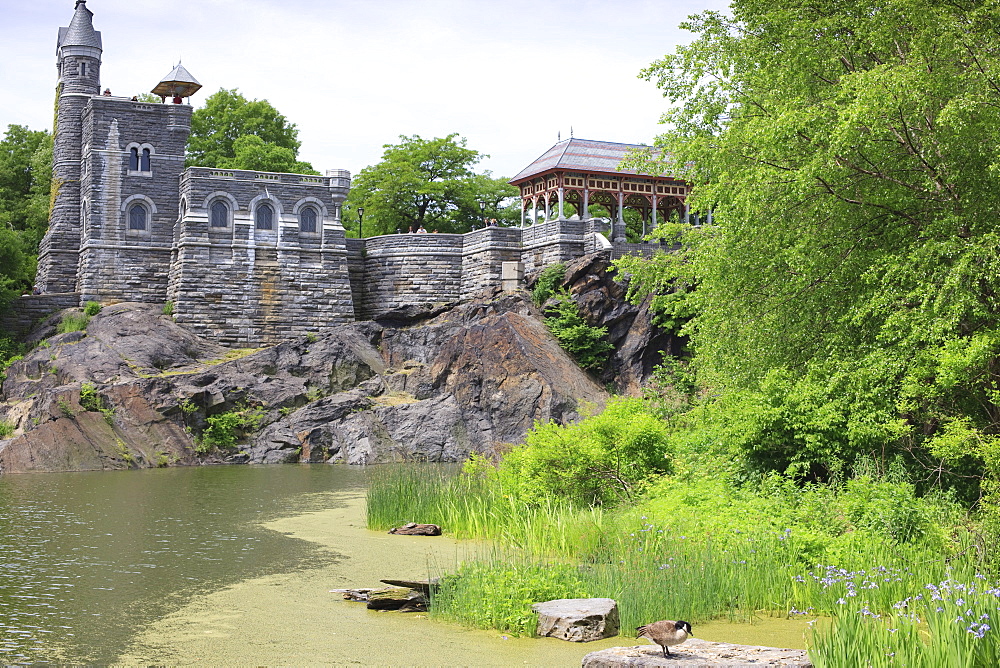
[531,598,620,642]
[388,523,441,536]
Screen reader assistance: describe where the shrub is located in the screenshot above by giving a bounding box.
[0,420,14,437]
[497,397,672,506]
[197,405,265,452]
[83,301,102,316]
[161,301,174,316]
[531,262,565,306]
[80,382,115,425]
[543,291,613,371]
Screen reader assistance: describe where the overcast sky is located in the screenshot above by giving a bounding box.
[2,0,729,179]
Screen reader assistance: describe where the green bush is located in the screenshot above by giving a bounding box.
[531,262,565,306]
[544,291,613,371]
[0,420,14,437]
[83,301,102,316]
[161,301,174,316]
[497,397,672,506]
[197,405,265,452]
[80,382,115,425]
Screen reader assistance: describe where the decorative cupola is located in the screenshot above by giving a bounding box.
[57,0,102,94]
[152,62,202,104]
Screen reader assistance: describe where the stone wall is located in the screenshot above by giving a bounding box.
[168,168,352,347]
[460,227,523,299]
[0,294,82,338]
[359,234,465,318]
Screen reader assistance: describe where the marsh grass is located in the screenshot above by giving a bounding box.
[367,464,998,657]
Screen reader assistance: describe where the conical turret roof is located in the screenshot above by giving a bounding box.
[151,62,202,98]
[58,1,102,51]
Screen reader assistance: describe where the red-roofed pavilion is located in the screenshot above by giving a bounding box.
[509,138,699,241]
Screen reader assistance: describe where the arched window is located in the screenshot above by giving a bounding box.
[129,147,139,171]
[255,203,274,230]
[210,200,229,227]
[140,148,151,172]
[300,206,317,233]
[128,203,148,230]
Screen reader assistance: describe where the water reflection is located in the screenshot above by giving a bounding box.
[0,465,366,664]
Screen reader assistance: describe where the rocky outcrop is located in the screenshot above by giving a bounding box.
[532,598,620,642]
[582,640,812,667]
[0,282,612,472]
[532,253,682,395]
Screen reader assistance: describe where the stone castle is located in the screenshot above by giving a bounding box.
[31,1,668,347]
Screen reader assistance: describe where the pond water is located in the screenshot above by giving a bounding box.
[0,465,813,665]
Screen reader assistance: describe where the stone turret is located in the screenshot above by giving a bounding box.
[36,0,104,294]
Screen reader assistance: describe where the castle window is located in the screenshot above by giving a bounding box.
[128,203,148,230]
[255,203,274,230]
[140,148,151,172]
[79,62,87,77]
[129,147,139,171]
[210,200,229,228]
[300,206,317,233]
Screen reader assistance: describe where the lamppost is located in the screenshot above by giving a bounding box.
[479,201,486,228]
[357,207,364,238]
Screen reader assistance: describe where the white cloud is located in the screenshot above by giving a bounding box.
[1,0,728,178]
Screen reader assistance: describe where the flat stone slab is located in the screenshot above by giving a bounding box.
[532,598,620,642]
[582,639,812,667]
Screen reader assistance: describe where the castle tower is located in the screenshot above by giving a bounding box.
[35,0,103,294]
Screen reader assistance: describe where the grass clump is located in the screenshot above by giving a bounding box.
[56,311,90,334]
[83,301,102,316]
[161,301,174,316]
[430,557,587,635]
[0,420,14,437]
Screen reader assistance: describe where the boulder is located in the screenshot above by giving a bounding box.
[388,523,442,536]
[532,598,620,642]
[581,639,813,667]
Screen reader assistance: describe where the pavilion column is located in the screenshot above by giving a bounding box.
[532,197,538,226]
[545,196,551,221]
[707,207,713,225]
[557,187,565,220]
[683,202,690,224]
[614,191,626,242]
[651,195,658,229]
[582,188,590,220]
[520,199,526,227]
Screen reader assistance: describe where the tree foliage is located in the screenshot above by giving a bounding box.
[619,0,1000,496]
[344,134,518,236]
[0,124,52,308]
[187,88,316,173]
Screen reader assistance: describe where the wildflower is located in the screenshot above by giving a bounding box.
[837,598,846,605]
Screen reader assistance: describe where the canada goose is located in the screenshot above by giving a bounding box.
[636,619,693,657]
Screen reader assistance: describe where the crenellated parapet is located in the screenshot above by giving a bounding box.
[168,167,353,346]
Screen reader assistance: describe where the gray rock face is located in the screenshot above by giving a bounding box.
[531,253,681,396]
[582,640,813,667]
[0,289,610,472]
[531,598,620,642]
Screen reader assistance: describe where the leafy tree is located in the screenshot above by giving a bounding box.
[619,0,1000,494]
[187,88,315,173]
[344,134,518,236]
[0,125,51,308]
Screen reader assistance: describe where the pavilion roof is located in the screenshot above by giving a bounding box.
[509,138,666,183]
